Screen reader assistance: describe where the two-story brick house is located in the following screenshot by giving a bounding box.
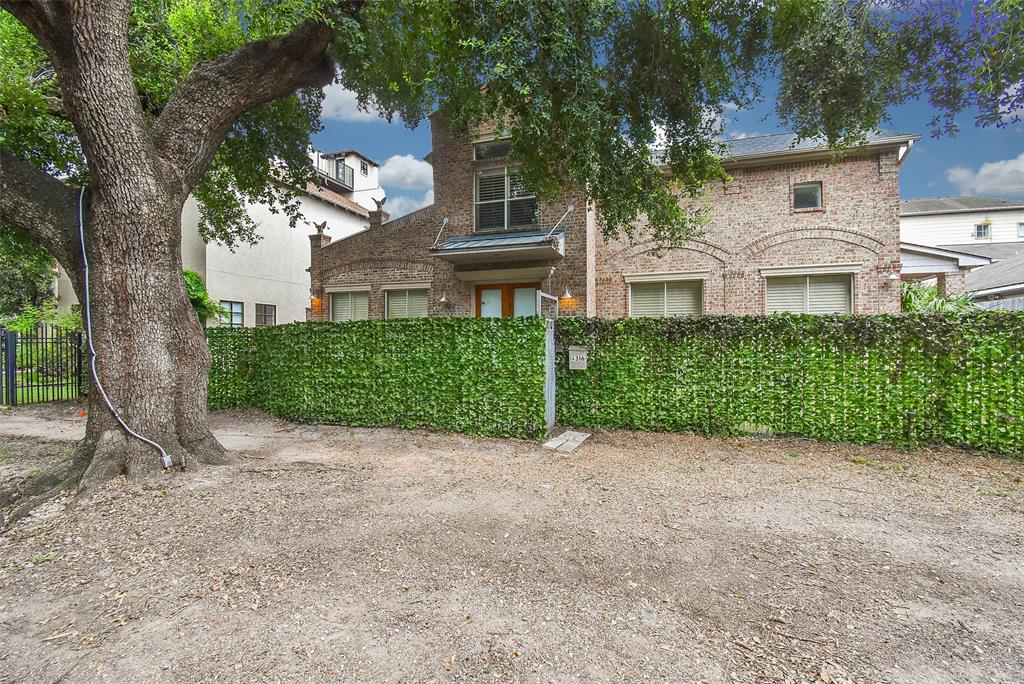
[308,113,919,321]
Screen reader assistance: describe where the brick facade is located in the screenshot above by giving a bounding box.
[310,112,906,320]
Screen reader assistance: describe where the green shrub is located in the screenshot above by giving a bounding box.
[557,313,1024,457]
[183,270,224,322]
[207,318,547,438]
[901,281,976,314]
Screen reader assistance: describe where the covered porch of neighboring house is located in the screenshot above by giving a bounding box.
[899,242,991,296]
[430,229,569,318]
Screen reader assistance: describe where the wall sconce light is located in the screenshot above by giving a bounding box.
[439,291,448,304]
[887,272,899,281]
[560,287,573,300]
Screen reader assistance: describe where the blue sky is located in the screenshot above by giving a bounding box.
[311,80,1024,218]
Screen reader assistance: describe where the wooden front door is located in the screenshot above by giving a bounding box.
[476,283,540,318]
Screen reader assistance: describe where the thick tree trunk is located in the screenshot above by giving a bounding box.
[0,2,335,521]
[1,185,227,521]
[70,184,227,489]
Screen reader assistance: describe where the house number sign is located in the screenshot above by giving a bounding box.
[568,346,588,370]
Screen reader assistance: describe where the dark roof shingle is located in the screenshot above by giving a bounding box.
[653,129,918,165]
[966,252,1024,293]
[938,243,1024,261]
[720,129,917,159]
[901,196,1024,216]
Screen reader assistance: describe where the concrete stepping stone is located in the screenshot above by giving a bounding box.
[542,430,591,453]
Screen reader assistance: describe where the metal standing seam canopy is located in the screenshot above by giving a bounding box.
[430,230,565,264]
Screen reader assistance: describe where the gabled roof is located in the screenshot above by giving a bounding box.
[966,252,1024,294]
[900,242,991,268]
[721,129,917,159]
[901,196,1024,216]
[301,181,381,219]
[653,129,918,166]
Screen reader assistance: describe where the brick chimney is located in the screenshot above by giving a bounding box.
[308,227,332,321]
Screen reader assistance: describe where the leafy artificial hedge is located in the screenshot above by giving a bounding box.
[207,318,547,438]
[207,326,255,410]
[557,313,1024,457]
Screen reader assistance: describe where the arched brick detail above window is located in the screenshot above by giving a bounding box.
[611,238,735,267]
[322,259,434,284]
[742,227,887,258]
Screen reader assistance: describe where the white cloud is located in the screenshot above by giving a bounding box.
[321,83,379,122]
[385,189,434,218]
[945,153,1024,196]
[379,154,434,190]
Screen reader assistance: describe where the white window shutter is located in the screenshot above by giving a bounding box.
[665,281,702,316]
[387,291,407,319]
[352,291,369,320]
[630,283,666,317]
[385,289,428,318]
[807,275,852,314]
[766,276,807,313]
[331,293,350,321]
[407,289,429,318]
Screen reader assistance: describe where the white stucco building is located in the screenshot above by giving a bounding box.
[57,149,385,326]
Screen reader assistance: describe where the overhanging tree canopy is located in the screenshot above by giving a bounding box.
[0,0,1020,512]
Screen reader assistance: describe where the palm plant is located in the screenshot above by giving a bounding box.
[901,281,977,314]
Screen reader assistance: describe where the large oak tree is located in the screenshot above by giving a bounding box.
[0,0,1020,512]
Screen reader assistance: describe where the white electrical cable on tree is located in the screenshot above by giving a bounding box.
[78,186,174,470]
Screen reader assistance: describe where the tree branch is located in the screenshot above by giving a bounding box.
[0,1,73,68]
[0,150,80,270]
[152,21,337,190]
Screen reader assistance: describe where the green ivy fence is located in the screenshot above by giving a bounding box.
[557,314,1024,457]
[207,319,548,438]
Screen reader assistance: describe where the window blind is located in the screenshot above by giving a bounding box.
[386,289,428,319]
[766,275,852,314]
[331,291,369,321]
[629,281,702,317]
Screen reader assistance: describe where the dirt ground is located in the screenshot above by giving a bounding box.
[1,403,1023,684]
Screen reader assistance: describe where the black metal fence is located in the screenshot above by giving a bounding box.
[1,326,85,406]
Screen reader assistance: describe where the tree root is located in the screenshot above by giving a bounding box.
[1,429,232,528]
[0,450,89,528]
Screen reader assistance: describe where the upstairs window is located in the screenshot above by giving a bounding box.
[474,139,512,161]
[793,181,823,210]
[475,167,538,231]
[219,300,243,328]
[1018,222,1024,238]
[975,223,992,239]
[629,281,703,317]
[360,160,369,176]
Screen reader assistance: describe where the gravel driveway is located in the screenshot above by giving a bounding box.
[1,403,1022,683]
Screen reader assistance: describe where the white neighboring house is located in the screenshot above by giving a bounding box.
[56,149,385,326]
[899,196,1024,307]
[901,196,1024,248]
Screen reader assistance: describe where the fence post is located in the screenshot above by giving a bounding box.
[3,330,17,406]
[75,331,86,398]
